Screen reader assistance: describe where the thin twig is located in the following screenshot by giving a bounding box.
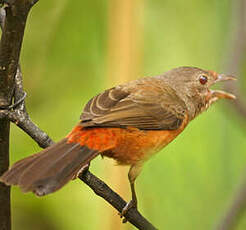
[80,171,157,230]
[9,67,54,148]
[217,0,246,229]
[223,0,246,119]
[217,175,246,230]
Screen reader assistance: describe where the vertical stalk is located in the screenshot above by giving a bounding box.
[0,119,11,230]
[0,2,37,229]
[106,0,143,229]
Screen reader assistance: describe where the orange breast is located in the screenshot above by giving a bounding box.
[103,119,188,165]
[67,116,188,165]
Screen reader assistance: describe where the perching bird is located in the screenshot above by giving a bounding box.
[0,66,236,216]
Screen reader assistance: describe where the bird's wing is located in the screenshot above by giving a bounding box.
[80,78,187,130]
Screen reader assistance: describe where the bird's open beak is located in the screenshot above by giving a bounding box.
[209,74,237,100]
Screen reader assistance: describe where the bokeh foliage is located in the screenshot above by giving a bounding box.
[10,0,246,229]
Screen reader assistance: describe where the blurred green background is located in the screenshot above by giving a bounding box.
[9,0,246,229]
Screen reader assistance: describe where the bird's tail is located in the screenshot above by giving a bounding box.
[0,125,102,196]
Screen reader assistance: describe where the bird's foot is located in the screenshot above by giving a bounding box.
[119,199,137,223]
[74,163,90,179]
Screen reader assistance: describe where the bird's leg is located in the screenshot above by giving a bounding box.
[120,163,143,221]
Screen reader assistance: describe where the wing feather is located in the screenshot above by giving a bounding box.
[80,78,186,130]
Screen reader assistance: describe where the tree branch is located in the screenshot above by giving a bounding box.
[217,0,246,229]
[0,2,157,229]
[0,1,38,229]
[1,65,157,230]
[79,171,157,230]
[223,0,246,119]
[217,175,246,230]
[0,67,54,149]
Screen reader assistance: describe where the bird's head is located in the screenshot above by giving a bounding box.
[164,66,236,119]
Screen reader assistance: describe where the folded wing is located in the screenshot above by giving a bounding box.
[80,78,187,130]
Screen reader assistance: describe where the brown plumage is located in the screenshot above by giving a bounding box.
[81,74,186,130]
[0,66,236,216]
[1,139,99,196]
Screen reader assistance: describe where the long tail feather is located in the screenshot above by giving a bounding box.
[0,138,99,196]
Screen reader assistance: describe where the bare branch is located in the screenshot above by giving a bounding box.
[0,3,158,229]
[79,171,157,230]
[223,0,246,119]
[2,65,158,229]
[8,67,54,148]
[0,1,39,229]
[2,93,158,229]
[217,0,246,229]
[217,174,246,230]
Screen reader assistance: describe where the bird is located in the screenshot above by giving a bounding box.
[0,66,236,217]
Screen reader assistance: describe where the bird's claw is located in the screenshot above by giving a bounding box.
[119,200,137,223]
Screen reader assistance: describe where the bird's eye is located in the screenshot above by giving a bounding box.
[199,75,208,85]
